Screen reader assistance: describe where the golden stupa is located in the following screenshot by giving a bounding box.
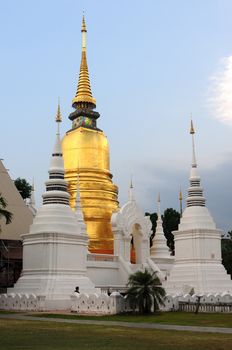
[62,16,118,254]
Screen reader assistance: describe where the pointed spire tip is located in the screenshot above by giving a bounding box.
[56,99,62,123]
[82,13,87,32]
[130,176,133,189]
[190,118,195,134]
[179,188,183,201]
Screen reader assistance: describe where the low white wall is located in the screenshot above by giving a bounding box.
[2,291,232,314]
[163,292,232,312]
[70,292,130,315]
[0,293,45,311]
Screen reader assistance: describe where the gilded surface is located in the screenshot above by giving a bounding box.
[62,127,119,253]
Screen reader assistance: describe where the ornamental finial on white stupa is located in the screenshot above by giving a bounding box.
[42,110,70,205]
[157,193,161,218]
[186,119,205,208]
[190,117,197,168]
[150,193,170,258]
[179,186,183,216]
[129,176,134,201]
[56,98,62,135]
[52,103,63,159]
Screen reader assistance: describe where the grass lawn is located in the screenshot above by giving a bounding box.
[0,318,232,350]
[29,311,232,328]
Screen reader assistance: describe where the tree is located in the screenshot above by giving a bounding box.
[126,269,166,314]
[222,231,232,277]
[162,208,180,254]
[14,178,32,200]
[145,212,157,246]
[0,194,13,231]
[146,208,180,254]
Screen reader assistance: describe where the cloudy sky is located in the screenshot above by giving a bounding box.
[0,0,232,232]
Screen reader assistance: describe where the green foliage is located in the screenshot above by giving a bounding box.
[146,208,180,254]
[145,212,157,246]
[126,269,166,314]
[222,231,232,277]
[0,194,13,226]
[162,208,180,254]
[14,178,32,200]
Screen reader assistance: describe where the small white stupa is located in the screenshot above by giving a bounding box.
[150,194,174,276]
[165,120,232,294]
[8,104,96,309]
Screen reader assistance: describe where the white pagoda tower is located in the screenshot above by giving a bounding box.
[165,120,232,294]
[150,194,174,276]
[8,105,96,309]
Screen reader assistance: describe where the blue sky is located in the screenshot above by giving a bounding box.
[1,0,232,232]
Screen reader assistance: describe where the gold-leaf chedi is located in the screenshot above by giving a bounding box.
[62,16,118,254]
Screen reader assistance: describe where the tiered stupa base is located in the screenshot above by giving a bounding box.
[165,260,232,295]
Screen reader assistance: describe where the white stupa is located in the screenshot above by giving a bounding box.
[8,105,96,309]
[165,120,232,294]
[150,194,174,276]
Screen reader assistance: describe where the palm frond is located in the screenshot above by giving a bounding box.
[126,268,166,314]
[0,194,13,224]
[0,208,13,224]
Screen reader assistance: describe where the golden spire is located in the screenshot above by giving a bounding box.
[72,15,96,108]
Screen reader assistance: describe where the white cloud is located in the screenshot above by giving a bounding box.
[208,55,232,126]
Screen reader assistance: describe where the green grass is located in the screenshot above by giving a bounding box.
[0,310,20,314]
[29,311,232,328]
[0,318,232,350]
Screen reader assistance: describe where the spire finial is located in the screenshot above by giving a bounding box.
[72,15,96,108]
[157,193,161,218]
[81,14,87,50]
[190,117,197,167]
[186,119,206,208]
[56,99,62,135]
[179,187,183,201]
[130,176,133,189]
[82,13,87,34]
[129,176,134,201]
[190,116,195,135]
[179,187,183,216]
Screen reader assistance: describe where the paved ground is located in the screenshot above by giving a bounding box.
[1,313,232,334]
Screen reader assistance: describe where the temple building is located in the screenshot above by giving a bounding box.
[7,116,97,309]
[0,16,232,313]
[62,16,118,254]
[0,160,33,290]
[164,121,232,294]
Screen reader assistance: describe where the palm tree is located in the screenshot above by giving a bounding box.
[126,269,166,314]
[0,194,13,231]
